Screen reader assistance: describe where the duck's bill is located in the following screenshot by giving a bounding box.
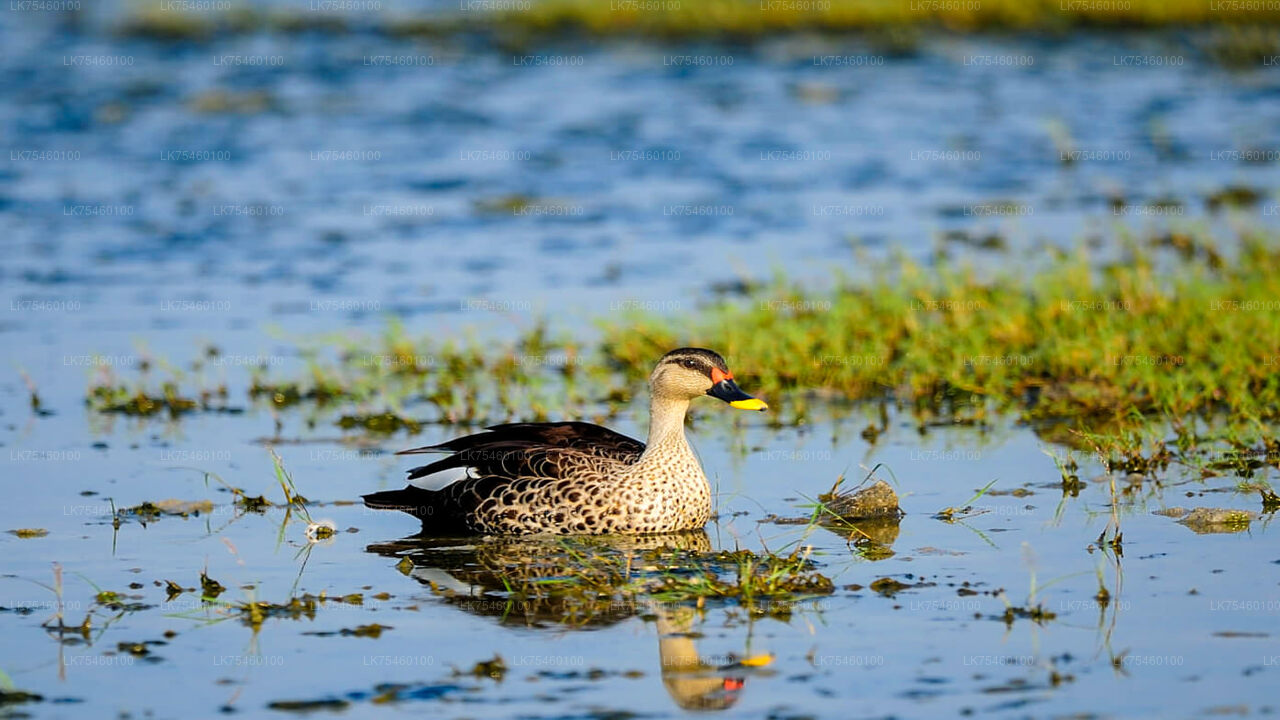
[707,379,768,411]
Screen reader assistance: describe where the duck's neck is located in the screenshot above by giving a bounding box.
[642,395,692,457]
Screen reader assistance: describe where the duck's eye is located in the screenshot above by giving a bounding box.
[681,359,698,369]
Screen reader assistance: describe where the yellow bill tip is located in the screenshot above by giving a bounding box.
[738,653,775,668]
[729,398,768,411]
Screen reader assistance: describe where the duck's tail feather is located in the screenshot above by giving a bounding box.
[362,486,474,535]
[362,487,438,517]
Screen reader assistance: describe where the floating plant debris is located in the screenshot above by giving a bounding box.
[121,499,215,520]
[336,412,422,435]
[303,624,390,639]
[1155,507,1259,534]
[87,385,199,418]
[462,655,508,680]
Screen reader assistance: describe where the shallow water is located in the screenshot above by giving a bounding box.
[2,7,1279,718]
[4,397,1277,717]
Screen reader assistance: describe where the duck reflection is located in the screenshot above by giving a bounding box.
[365,530,758,711]
[651,603,746,711]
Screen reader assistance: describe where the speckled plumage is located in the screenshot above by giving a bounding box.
[363,348,765,536]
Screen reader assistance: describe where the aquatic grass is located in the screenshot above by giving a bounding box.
[993,544,1081,626]
[86,350,233,418]
[267,449,338,543]
[26,564,78,635]
[1260,486,1280,512]
[464,541,835,622]
[16,367,43,415]
[600,234,1280,435]
[87,381,200,418]
[934,478,998,522]
[0,670,43,706]
[243,324,619,430]
[1203,26,1280,68]
[116,0,1280,41]
[170,586,366,633]
[249,360,351,409]
[487,0,1280,37]
[194,470,272,514]
[22,564,135,644]
[1041,446,1085,499]
[82,230,1280,471]
[168,538,362,631]
[633,551,834,620]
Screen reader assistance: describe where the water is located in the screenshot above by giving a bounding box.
[2,7,1278,718]
[5,408,1276,717]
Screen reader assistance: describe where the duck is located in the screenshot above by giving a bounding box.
[362,348,767,535]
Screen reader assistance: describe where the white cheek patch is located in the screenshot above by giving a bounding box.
[407,466,477,491]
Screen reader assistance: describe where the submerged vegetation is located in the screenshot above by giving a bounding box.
[386,536,834,623]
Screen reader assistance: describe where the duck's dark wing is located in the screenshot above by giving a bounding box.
[363,422,646,533]
[397,421,645,481]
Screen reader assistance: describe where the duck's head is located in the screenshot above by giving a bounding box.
[649,348,768,411]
